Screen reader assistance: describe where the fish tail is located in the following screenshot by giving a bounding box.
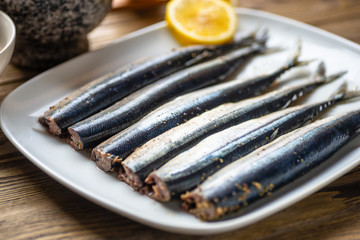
[250,42,268,54]
[235,27,268,45]
[313,61,326,80]
[329,80,360,103]
[324,70,348,83]
[269,39,312,66]
[286,40,302,67]
[329,81,348,102]
[252,30,285,54]
[342,82,360,101]
[312,61,346,84]
[285,41,314,69]
[253,27,269,45]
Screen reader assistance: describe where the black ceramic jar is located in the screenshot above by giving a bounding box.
[0,0,112,70]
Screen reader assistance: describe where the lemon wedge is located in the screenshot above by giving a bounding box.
[165,0,238,45]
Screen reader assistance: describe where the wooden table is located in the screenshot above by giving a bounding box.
[1,1,360,239]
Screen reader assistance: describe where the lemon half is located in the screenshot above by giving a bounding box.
[165,0,238,45]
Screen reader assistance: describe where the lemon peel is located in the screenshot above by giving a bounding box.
[165,0,237,45]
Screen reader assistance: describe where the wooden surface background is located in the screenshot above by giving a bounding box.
[1,0,360,239]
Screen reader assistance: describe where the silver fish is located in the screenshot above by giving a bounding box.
[39,31,262,136]
[181,108,360,221]
[69,43,267,150]
[145,83,357,201]
[93,46,309,172]
[121,66,344,192]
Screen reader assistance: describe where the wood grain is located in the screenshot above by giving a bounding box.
[0,1,359,239]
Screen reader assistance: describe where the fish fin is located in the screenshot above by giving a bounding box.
[249,42,270,55]
[342,83,360,101]
[253,27,269,45]
[312,61,346,84]
[323,70,347,83]
[285,40,314,68]
[281,99,293,109]
[313,61,326,80]
[294,59,315,67]
[288,39,302,67]
[259,38,314,57]
[233,27,268,46]
[269,128,279,142]
[329,81,348,102]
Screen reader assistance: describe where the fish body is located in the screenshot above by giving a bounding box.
[117,69,342,191]
[145,85,349,201]
[39,33,259,135]
[181,109,360,221]
[69,43,267,149]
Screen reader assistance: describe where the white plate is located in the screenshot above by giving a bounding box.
[1,8,360,235]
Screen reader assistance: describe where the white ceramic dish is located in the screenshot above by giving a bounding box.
[1,8,360,235]
[0,10,15,75]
